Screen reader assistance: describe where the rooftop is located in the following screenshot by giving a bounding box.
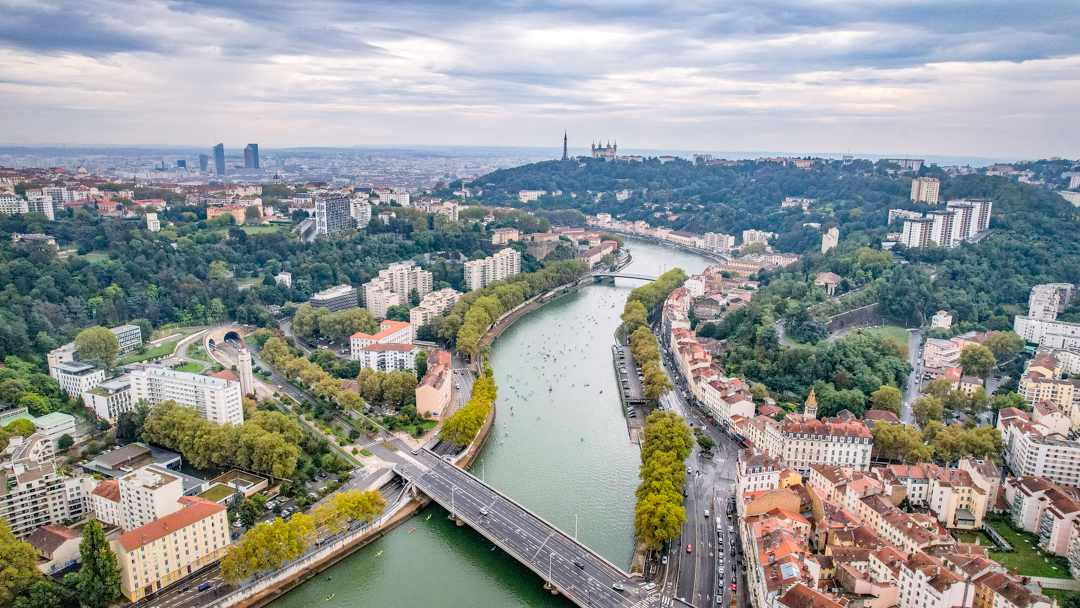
[115,497,226,552]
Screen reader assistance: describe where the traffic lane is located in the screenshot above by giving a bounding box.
[414,464,640,604]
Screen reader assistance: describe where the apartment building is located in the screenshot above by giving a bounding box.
[910,177,940,204]
[1005,476,1080,556]
[314,196,352,235]
[972,572,1053,608]
[491,227,520,245]
[54,362,105,397]
[1028,284,1075,322]
[361,276,399,319]
[118,466,184,531]
[1018,368,1080,426]
[32,412,77,452]
[897,552,974,608]
[275,271,292,287]
[410,288,462,327]
[379,261,433,301]
[1014,316,1080,349]
[353,343,420,372]
[464,248,521,291]
[129,367,244,426]
[924,338,962,368]
[704,232,736,251]
[702,379,754,427]
[112,496,230,601]
[146,213,161,232]
[350,197,371,227]
[900,217,934,249]
[780,412,873,475]
[309,284,358,312]
[0,434,96,538]
[742,229,775,245]
[83,376,133,422]
[890,208,925,224]
[737,415,785,458]
[112,324,143,355]
[737,448,782,496]
[1005,425,1080,488]
[89,479,122,527]
[350,320,413,354]
[920,464,988,529]
[416,350,452,418]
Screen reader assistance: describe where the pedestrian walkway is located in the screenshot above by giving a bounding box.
[1029,576,1080,590]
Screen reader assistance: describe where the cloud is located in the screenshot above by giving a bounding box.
[0,0,1078,157]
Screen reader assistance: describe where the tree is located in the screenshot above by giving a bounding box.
[57,434,74,451]
[984,331,1026,361]
[131,318,153,342]
[870,385,903,416]
[911,396,944,428]
[0,518,42,607]
[13,580,78,608]
[74,327,119,371]
[991,391,1026,413]
[415,350,429,379]
[245,205,262,221]
[959,345,996,379]
[932,424,968,462]
[620,301,649,334]
[77,520,121,608]
[239,499,259,528]
[924,378,954,400]
[750,383,768,402]
[385,305,411,323]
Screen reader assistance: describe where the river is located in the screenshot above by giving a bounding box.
[270,237,715,608]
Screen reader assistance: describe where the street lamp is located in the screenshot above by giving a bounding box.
[549,552,554,585]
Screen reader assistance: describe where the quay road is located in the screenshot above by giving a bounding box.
[655,324,745,608]
[396,450,662,608]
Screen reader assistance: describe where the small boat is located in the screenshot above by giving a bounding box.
[600,390,603,394]
[408,527,416,533]
[326,595,335,601]
[376,551,383,557]
[427,514,432,521]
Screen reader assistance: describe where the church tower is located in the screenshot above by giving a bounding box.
[804,388,817,419]
[562,130,568,161]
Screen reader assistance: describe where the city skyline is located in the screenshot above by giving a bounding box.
[1,0,1078,157]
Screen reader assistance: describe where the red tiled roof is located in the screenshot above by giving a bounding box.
[92,479,121,503]
[211,369,238,381]
[116,497,225,552]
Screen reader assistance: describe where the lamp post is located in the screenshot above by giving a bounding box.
[549,552,554,585]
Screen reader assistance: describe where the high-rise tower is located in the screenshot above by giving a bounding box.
[562,130,568,161]
[213,144,225,176]
[245,144,259,169]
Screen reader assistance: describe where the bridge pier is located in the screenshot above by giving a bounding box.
[543,582,560,595]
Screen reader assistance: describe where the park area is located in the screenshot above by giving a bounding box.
[119,339,179,364]
[952,519,1073,579]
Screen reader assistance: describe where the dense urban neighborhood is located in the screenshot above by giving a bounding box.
[2,148,1080,608]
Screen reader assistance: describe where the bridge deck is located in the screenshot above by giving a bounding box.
[592,272,658,281]
[396,451,660,608]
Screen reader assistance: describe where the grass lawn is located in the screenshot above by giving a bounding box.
[171,362,203,373]
[1042,590,1078,603]
[120,340,179,364]
[80,252,111,263]
[241,225,281,234]
[858,326,911,344]
[197,484,234,503]
[360,449,373,456]
[986,519,1073,578]
[187,344,212,362]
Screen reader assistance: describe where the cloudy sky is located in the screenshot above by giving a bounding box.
[1,0,1078,158]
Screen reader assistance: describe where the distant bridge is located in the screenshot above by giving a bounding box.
[591,272,658,281]
[396,450,660,608]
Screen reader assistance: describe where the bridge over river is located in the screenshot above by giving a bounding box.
[590,272,658,281]
[396,449,662,608]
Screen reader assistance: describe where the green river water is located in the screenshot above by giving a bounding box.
[271,238,715,608]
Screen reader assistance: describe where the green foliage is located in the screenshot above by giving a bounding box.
[57,434,74,451]
[220,513,315,584]
[142,401,302,479]
[870,385,903,416]
[627,269,690,312]
[415,350,429,379]
[77,520,121,608]
[984,331,1026,361]
[871,423,932,464]
[0,518,42,607]
[13,580,78,608]
[440,374,496,446]
[620,300,649,335]
[635,411,692,550]
[292,304,378,342]
[74,326,119,371]
[960,344,997,379]
[911,395,945,427]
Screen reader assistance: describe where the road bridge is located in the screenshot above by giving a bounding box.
[591,272,659,281]
[396,450,662,608]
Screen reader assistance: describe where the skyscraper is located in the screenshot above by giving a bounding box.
[244,144,259,169]
[562,130,568,161]
[199,154,208,172]
[213,144,225,176]
[315,196,352,235]
[176,160,187,169]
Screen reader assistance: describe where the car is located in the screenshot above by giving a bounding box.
[732,582,737,592]
[687,466,692,474]
[180,586,191,592]
[199,583,213,592]
[612,583,625,592]
[718,566,724,575]
[318,345,328,350]
[573,559,585,569]
[412,449,419,455]
[662,555,668,565]
[687,544,693,553]
[308,492,318,499]
[318,472,327,479]
[644,583,657,591]
[704,509,709,518]
[730,547,735,556]
[728,525,734,533]
[480,507,489,516]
